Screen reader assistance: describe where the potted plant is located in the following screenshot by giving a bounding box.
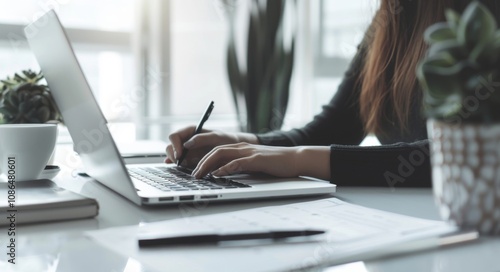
[0,70,62,124]
[224,0,295,133]
[418,1,500,235]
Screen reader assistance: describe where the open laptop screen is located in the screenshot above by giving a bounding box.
[25,10,141,204]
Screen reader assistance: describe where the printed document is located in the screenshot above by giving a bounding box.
[86,198,461,272]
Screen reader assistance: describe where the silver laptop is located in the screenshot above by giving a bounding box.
[25,10,336,205]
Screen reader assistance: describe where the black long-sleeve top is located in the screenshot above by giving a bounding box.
[256,42,431,188]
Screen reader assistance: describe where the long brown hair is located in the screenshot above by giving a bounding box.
[359,0,500,135]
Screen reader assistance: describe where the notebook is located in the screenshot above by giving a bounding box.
[0,179,98,225]
[24,10,336,206]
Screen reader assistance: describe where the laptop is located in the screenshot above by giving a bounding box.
[24,10,336,205]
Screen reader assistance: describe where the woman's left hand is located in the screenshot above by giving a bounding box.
[191,143,302,179]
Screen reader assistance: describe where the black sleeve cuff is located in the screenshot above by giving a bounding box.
[329,140,432,188]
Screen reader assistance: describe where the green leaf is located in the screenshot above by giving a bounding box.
[6,92,19,107]
[493,30,500,48]
[445,9,461,31]
[424,22,456,44]
[13,73,23,82]
[227,32,246,130]
[424,92,463,118]
[417,56,464,98]
[427,40,465,61]
[0,107,14,117]
[226,0,294,132]
[275,39,294,124]
[246,3,261,130]
[457,1,497,49]
[264,0,283,63]
[35,107,50,123]
[421,57,455,71]
[470,37,498,66]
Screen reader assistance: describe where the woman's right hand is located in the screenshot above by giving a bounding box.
[165,126,259,168]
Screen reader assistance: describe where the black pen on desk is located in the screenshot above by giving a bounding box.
[138,229,325,247]
[177,101,215,166]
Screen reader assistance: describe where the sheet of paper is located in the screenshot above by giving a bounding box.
[86,198,458,272]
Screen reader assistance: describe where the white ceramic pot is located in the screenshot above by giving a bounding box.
[427,120,500,235]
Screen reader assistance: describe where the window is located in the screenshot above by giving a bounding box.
[285,0,380,145]
[0,0,135,142]
[0,0,379,145]
[166,0,237,134]
[285,0,378,125]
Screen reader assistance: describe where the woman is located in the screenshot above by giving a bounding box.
[165,0,500,188]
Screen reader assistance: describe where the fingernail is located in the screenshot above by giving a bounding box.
[184,140,195,149]
[174,150,178,160]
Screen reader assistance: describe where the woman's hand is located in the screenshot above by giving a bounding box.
[191,143,331,181]
[165,126,259,168]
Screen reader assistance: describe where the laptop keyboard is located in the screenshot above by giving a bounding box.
[128,166,251,192]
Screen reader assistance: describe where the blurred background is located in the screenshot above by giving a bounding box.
[0,0,378,144]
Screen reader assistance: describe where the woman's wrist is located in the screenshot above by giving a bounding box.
[294,146,331,181]
[236,133,260,145]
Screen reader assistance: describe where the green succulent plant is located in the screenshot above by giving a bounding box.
[226,0,295,133]
[0,70,62,124]
[417,1,500,123]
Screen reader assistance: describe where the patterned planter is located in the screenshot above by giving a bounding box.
[427,120,500,235]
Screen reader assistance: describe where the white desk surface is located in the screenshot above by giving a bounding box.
[1,145,500,272]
